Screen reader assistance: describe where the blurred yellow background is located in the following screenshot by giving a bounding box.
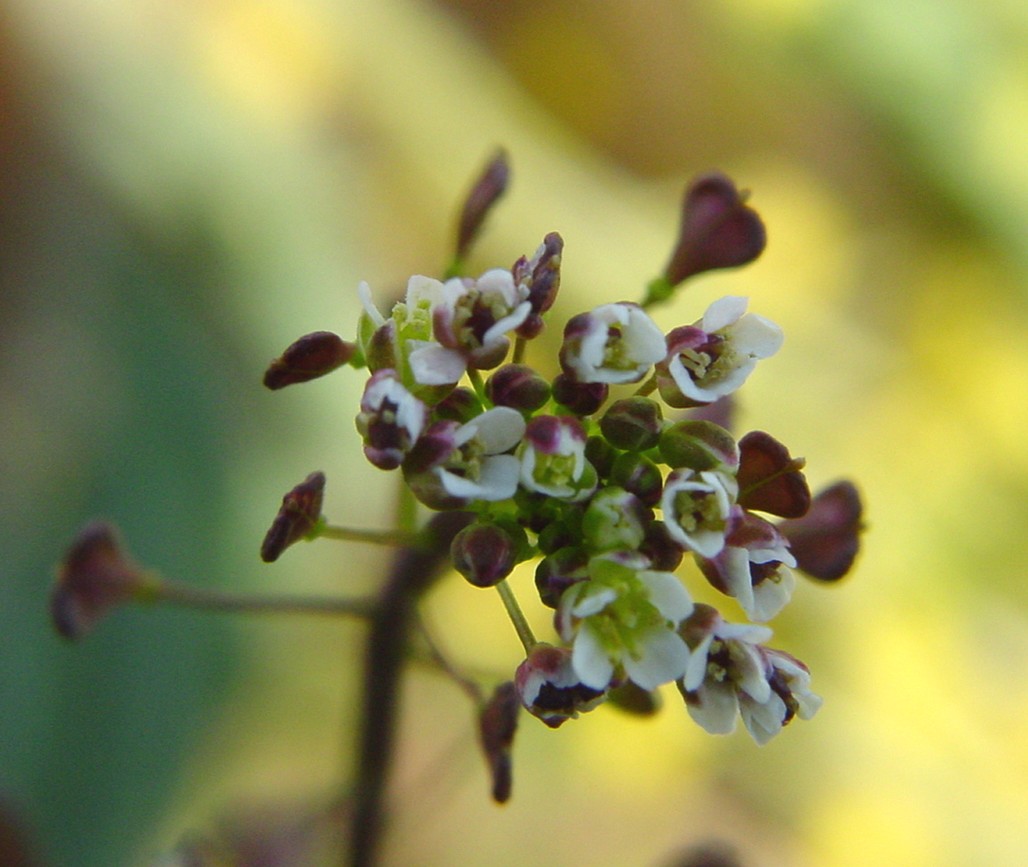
[2,1,1026,865]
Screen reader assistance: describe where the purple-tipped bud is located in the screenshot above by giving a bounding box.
[663,173,766,288]
[639,520,685,572]
[609,452,664,507]
[659,420,739,471]
[356,370,428,471]
[263,331,356,389]
[51,521,146,639]
[455,149,510,261]
[551,374,608,416]
[477,680,519,803]
[534,546,590,608]
[584,435,617,480]
[778,481,863,581]
[433,387,482,423]
[450,521,521,588]
[486,364,551,412]
[513,232,563,339]
[599,397,664,451]
[515,643,607,728]
[736,430,810,518]
[260,471,326,562]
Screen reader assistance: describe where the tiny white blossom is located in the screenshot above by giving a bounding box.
[560,302,666,384]
[518,415,597,501]
[661,469,738,558]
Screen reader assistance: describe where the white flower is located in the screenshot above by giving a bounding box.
[697,512,797,622]
[559,553,693,691]
[656,295,783,407]
[355,369,428,470]
[560,302,666,384]
[518,415,597,501]
[678,604,821,744]
[660,468,739,558]
[404,407,526,508]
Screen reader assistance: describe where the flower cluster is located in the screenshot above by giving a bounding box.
[254,161,862,753]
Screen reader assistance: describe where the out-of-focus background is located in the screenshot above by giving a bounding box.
[2,1,1026,865]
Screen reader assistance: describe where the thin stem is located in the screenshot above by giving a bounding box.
[634,373,658,397]
[151,578,375,619]
[495,579,536,653]
[466,367,487,402]
[412,613,482,703]
[318,524,416,547]
[511,336,526,365]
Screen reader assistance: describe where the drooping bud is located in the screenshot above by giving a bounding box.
[451,521,524,588]
[777,480,863,581]
[263,331,356,389]
[653,173,767,301]
[260,471,326,562]
[736,430,810,518]
[477,680,519,803]
[455,149,510,262]
[599,397,663,451]
[486,364,551,412]
[51,521,148,639]
[551,374,608,416]
[659,419,739,472]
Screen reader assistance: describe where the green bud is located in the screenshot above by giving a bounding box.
[658,419,739,471]
[599,397,663,451]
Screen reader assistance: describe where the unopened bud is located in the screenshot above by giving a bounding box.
[600,397,664,451]
[534,546,589,608]
[551,373,608,416]
[515,643,607,728]
[260,472,326,563]
[51,521,147,639]
[736,430,810,518]
[455,149,510,261]
[638,520,685,571]
[584,435,617,480]
[659,419,739,471]
[513,232,563,339]
[778,480,863,581]
[607,680,662,717]
[263,331,355,389]
[477,681,519,804]
[486,364,551,412]
[451,521,521,587]
[433,387,482,423]
[609,452,664,507]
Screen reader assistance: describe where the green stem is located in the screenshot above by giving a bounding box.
[634,373,658,397]
[317,524,416,547]
[466,367,487,402]
[150,578,374,619]
[511,336,527,365]
[495,579,536,653]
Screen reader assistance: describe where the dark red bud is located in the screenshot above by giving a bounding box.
[663,173,767,287]
[534,546,590,609]
[608,452,663,507]
[456,149,510,261]
[736,431,811,518]
[478,681,519,803]
[551,374,608,416]
[607,680,662,716]
[486,364,551,412]
[638,520,684,572]
[263,332,355,389]
[778,481,863,581]
[451,522,518,588]
[260,472,326,562]
[433,387,482,423]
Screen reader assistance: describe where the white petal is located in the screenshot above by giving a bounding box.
[730,313,783,359]
[687,682,739,734]
[748,567,795,623]
[407,342,467,385]
[571,586,618,618]
[469,407,526,454]
[638,571,693,624]
[683,633,714,692]
[405,274,447,308]
[483,301,532,347]
[625,628,690,689]
[475,454,522,500]
[624,308,667,364]
[572,625,615,690]
[701,295,747,333]
[358,281,386,327]
[476,268,519,304]
[741,694,786,745]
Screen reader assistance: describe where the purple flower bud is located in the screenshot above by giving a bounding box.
[638,520,685,572]
[477,680,519,803]
[262,331,356,389]
[486,364,551,412]
[432,387,483,423]
[260,471,326,563]
[599,397,664,451]
[736,430,810,518]
[535,546,590,609]
[583,435,617,479]
[355,370,428,471]
[451,522,520,587]
[609,452,664,507]
[455,149,510,261]
[551,374,608,416]
[512,232,563,339]
[777,481,863,581]
[663,172,767,287]
[51,521,146,639]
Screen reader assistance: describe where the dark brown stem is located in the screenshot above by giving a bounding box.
[346,511,474,867]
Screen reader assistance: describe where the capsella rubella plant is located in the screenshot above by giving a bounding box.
[51,151,863,865]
